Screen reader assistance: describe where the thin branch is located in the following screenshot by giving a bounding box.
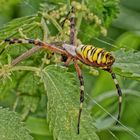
[11,45,42,66]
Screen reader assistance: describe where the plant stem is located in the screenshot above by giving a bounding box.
[11,66,40,72]
[42,13,63,33]
[40,17,50,42]
[76,0,85,37]
[11,45,41,66]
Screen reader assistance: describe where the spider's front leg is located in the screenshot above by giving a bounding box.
[73,58,84,134]
[3,38,67,55]
[1,38,69,65]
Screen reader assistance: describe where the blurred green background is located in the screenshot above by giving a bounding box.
[0,0,140,140]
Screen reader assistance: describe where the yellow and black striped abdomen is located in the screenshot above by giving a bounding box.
[76,45,115,67]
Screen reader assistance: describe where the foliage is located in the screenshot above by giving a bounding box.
[113,49,140,81]
[0,107,33,140]
[41,65,99,139]
[0,0,140,140]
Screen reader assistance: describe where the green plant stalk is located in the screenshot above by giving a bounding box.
[11,45,42,66]
[42,13,63,33]
[75,0,85,38]
[10,66,40,72]
[40,17,50,42]
[76,12,84,37]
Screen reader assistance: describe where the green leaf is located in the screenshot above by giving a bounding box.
[87,0,119,26]
[0,107,33,140]
[113,49,140,81]
[115,32,140,49]
[0,15,42,39]
[26,116,52,136]
[40,65,99,140]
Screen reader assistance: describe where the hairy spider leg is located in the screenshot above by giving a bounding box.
[60,7,75,66]
[73,59,84,134]
[110,71,122,124]
[60,11,71,28]
[104,68,122,124]
[3,38,67,55]
[66,6,85,134]
[70,6,76,46]
[69,6,85,134]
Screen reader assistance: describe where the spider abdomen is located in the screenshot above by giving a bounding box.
[76,45,115,67]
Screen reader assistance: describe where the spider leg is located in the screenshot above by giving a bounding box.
[106,69,122,124]
[64,56,72,67]
[60,11,71,28]
[3,38,68,55]
[73,59,84,134]
[104,68,122,124]
[111,72,122,124]
[70,6,76,45]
